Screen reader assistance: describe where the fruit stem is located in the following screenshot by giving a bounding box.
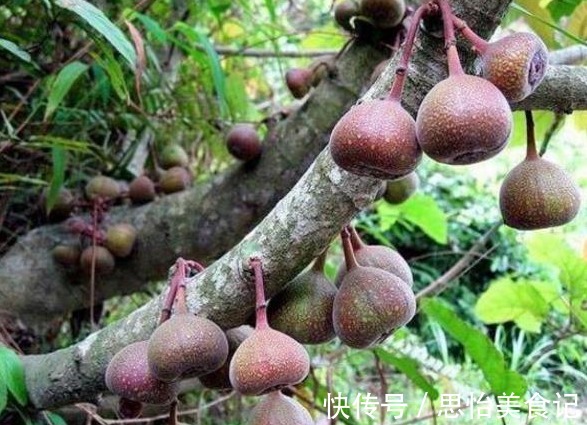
[349,226,365,250]
[341,228,359,271]
[174,259,189,315]
[250,258,269,330]
[168,399,178,425]
[387,3,429,102]
[437,0,464,76]
[452,15,489,55]
[312,249,328,272]
[525,110,539,160]
[89,200,99,331]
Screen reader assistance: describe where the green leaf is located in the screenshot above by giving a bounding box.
[475,277,561,332]
[508,111,559,148]
[45,147,67,214]
[225,74,256,121]
[422,299,527,396]
[0,38,33,64]
[134,13,168,43]
[55,0,136,68]
[91,44,129,101]
[45,412,67,425]
[0,381,7,416]
[44,61,89,120]
[375,349,439,400]
[0,346,28,406]
[376,201,401,231]
[399,194,448,244]
[547,0,583,20]
[567,1,587,40]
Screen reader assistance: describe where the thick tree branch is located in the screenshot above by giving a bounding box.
[21,0,518,410]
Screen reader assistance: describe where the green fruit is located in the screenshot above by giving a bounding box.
[159,167,190,194]
[416,75,512,165]
[105,341,179,405]
[160,145,189,169]
[248,391,313,425]
[199,326,253,390]
[80,246,115,275]
[383,172,419,204]
[105,223,137,258]
[52,245,81,267]
[85,176,121,201]
[147,313,229,382]
[267,256,337,344]
[128,176,156,204]
[360,0,406,28]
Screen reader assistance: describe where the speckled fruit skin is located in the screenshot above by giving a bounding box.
[334,0,360,31]
[159,167,190,194]
[267,269,337,344]
[333,266,416,348]
[330,100,422,179]
[285,68,313,99]
[384,171,419,204]
[106,223,137,258]
[80,246,115,275]
[128,176,156,204]
[360,0,405,28]
[481,33,548,102]
[160,144,189,169]
[335,244,413,287]
[147,313,229,382]
[229,328,310,396]
[248,391,314,425]
[105,341,179,405]
[200,326,253,390]
[499,157,581,230]
[416,75,512,165]
[226,124,262,162]
[85,176,121,200]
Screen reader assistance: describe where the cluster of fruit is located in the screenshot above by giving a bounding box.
[330,0,581,230]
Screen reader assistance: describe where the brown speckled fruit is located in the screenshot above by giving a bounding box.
[285,68,313,99]
[330,99,421,179]
[267,254,337,345]
[384,172,419,204]
[481,33,548,102]
[335,0,360,31]
[226,124,262,162]
[360,0,405,28]
[85,176,121,200]
[229,259,310,396]
[160,144,189,169]
[333,230,416,348]
[105,341,179,405]
[199,326,253,390]
[248,391,313,425]
[52,245,81,268]
[106,223,137,258]
[335,227,413,287]
[416,75,512,165]
[147,313,229,382]
[128,176,156,204]
[80,246,115,275]
[159,167,190,194]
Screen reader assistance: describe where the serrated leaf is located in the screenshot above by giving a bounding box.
[0,347,28,406]
[44,61,89,120]
[475,277,561,332]
[375,349,439,399]
[398,194,448,245]
[0,38,33,64]
[422,299,527,396]
[45,146,67,214]
[55,0,136,68]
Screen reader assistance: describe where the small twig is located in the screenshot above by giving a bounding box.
[89,202,99,330]
[373,352,388,425]
[549,45,587,65]
[538,113,564,157]
[209,46,338,58]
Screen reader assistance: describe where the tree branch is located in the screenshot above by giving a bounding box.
[20,0,518,410]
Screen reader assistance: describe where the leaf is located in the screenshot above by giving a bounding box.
[91,44,129,101]
[0,38,33,64]
[134,13,168,43]
[422,299,527,396]
[125,20,146,99]
[45,412,67,425]
[514,0,556,46]
[547,0,583,20]
[375,349,440,400]
[376,201,401,231]
[567,1,587,40]
[45,147,67,214]
[55,0,136,68]
[399,194,448,245]
[0,381,6,416]
[475,277,561,332]
[44,61,89,120]
[508,111,558,148]
[0,346,28,406]
[225,74,255,121]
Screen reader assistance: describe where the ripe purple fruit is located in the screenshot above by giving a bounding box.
[226,124,262,162]
[334,0,360,32]
[360,0,406,28]
[285,68,313,99]
[128,176,156,204]
[248,391,313,425]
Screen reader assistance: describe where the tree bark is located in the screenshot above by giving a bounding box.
[20,0,537,410]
